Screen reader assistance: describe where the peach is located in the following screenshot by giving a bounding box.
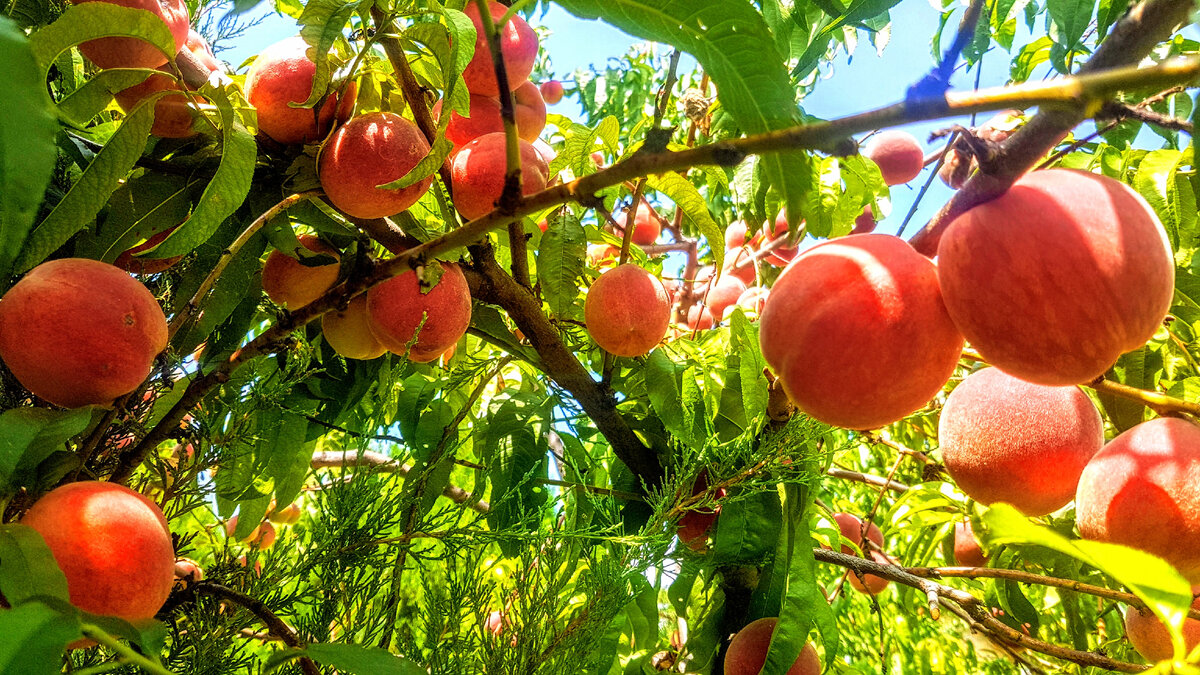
[114,33,222,139]
[938,169,1174,385]
[185,30,221,73]
[724,256,757,285]
[21,482,174,623]
[450,132,548,220]
[434,80,546,146]
[114,226,183,274]
[1076,418,1200,581]
[1123,592,1200,662]
[583,263,671,357]
[831,512,883,555]
[319,112,434,219]
[847,550,893,595]
[322,294,386,360]
[701,274,746,319]
[367,263,472,363]
[72,0,189,70]
[268,502,302,525]
[462,1,539,97]
[261,235,341,311]
[939,367,1103,516]
[851,206,876,235]
[172,557,204,588]
[587,244,619,269]
[725,617,820,675]
[245,36,358,145]
[225,516,276,549]
[486,609,508,636]
[863,130,924,185]
[953,520,989,567]
[677,471,724,552]
[939,110,1022,189]
[539,80,564,104]
[735,286,768,315]
[614,203,661,246]
[0,259,166,408]
[758,234,963,429]
[685,304,714,331]
[725,221,748,250]
[750,213,798,266]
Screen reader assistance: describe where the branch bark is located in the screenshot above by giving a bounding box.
[193,582,319,675]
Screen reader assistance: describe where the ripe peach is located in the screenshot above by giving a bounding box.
[701,274,746,320]
[540,80,564,104]
[735,286,768,315]
[1076,418,1200,581]
[831,512,883,555]
[367,263,472,363]
[322,294,386,360]
[724,255,757,285]
[450,132,548,220]
[587,244,619,269]
[21,482,174,623]
[72,0,189,70]
[114,226,183,274]
[953,520,989,568]
[462,1,539,97]
[319,112,434,219]
[725,617,820,675]
[685,304,714,331]
[758,234,963,429]
[863,130,924,185]
[725,221,748,250]
[677,471,724,552]
[1123,592,1200,662]
[114,32,222,139]
[939,110,1022,189]
[938,169,1174,386]
[261,235,341,311]
[583,263,671,357]
[851,206,876,235]
[0,259,167,408]
[245,37,357,145]
[847,551,893,595]
[173,557,204,588]
[939,367,1103,516]
[435,80,547,146]
[185,30,221,73]
[614,203,661,246]
[750,213,798,266]
[486,609,508,636]
[225,516,276,549]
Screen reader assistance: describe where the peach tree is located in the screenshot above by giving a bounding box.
[0,0,1198,673]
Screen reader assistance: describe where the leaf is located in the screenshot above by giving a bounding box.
[710,489,782,563]
[1135,149,1191,252]
[644,351,696,448]
[74,171,197,263]
[0,524,71,606]
[150,82,256,258]
[266,642,426,674]
[645,173,723,270]
[554,0,809,227]
[1044,0,1092,49]
[0,600,82,675]
[0,407,93,496]
[29,3,176,76]
[56,68,153,127]
[729,311,768,423]
[537,209,586,316]
[296,0,369,108]
[14,100,155,273]
[0,16,59,279]
[485,402,547,556]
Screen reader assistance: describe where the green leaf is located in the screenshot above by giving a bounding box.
[537,209,586,316]
[1044,0,1092,49]
[296,0,369,108]
[710,489,781,563]
[14,99,155,273]
[150,82,256,258]
[0,600,81,675]
[29,3,176,76]
[0,16,59,279]
[644,351,696,448]
[266,642,426,674]
[1135,149,1192,252]
[646,172,723,270]
[0,524,71,606]
[74,171,197,263]
[56,68,154,127]
[0,407,92,496]
[485,401,547,556]
[554,0,808,226]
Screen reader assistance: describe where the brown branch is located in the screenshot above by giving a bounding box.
[908,0,1196,255]
[193,582,319,675]
[1087,374,1200,418]
[1100,99,1195,134]
[827,467,910,494]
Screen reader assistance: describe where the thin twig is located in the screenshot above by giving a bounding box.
[192,583,320,675]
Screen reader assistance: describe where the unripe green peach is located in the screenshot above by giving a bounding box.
[72,0,189,70]
[450,132,549,220]
[937,169,1174,386]
[261,235,341,311]
[863,130,924,185]
[940,367,1103,516]
[319,112,433,219]
[245,36,358,145]
[0,259,167,408]
[462,1,539,97]
[725,617,820,675]
[583,264,671,357]
[21,482,175,623]
[758,234,963,429]
[322,294,386,360]
[367,263,472,363]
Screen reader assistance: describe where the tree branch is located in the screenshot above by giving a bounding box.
[193,582,319,675]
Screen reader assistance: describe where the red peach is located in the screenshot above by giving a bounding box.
[851,206,876,235]
[172,557,204,588]
[725,617,820,675]
[261,235,341,311]
[587,244,619,270]
[450,132,548,220]
[940,367,1103,516]
[614,203,662,246]
[937,169,1174,386]
[953,520,989,568]
[863,130,925,185]
[434,80,547,146]
[319,112,434,219]
[725,221,748,250]
[322,294,386,360]
[72,0,189,70]
[750,213,799,266]
[367,263,472,363]
[677,471,724,551]
[685,304,714,331]
[540,80,564,104]
[758,234,963,429]
[735,286,768,315]
[583,263,671,357]
[114,226,184,274]
[701,274,747,320]
[1123,592,1200,662]
[185,30,221,73]
[245,37,358,145]
[22,482,174,623]
[831,512,884,555]
[939,110,1022,189]
[1076,418,1200,581]
[0,259,167,408]
[462,1,539,97]
[846,550,893,595]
